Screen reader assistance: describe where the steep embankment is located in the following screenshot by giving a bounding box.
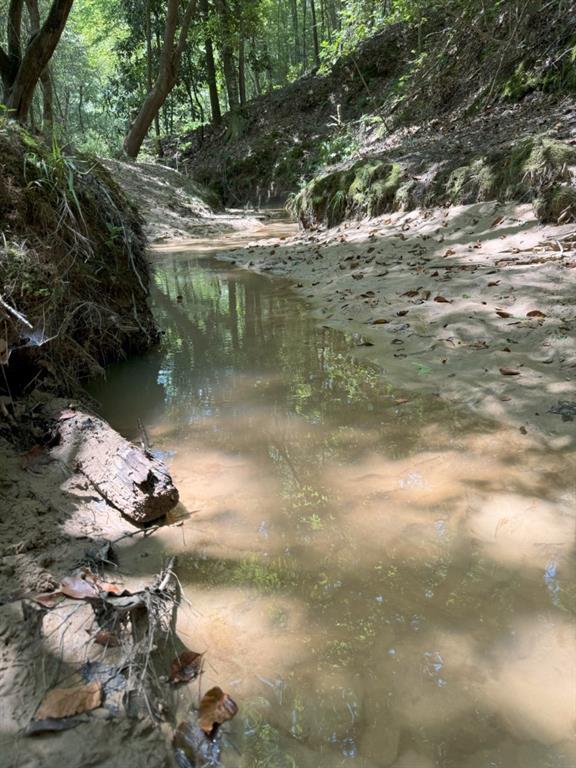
[176,1,575,219]
[0,121,156,394]
[0,125,185,767]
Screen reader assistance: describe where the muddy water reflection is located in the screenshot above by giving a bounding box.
[94,249,576,768]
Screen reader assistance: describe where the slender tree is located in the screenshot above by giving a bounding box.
[123,0,198,158]
[0,0,74,122]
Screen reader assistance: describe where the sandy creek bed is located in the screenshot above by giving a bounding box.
[1,209,575,767]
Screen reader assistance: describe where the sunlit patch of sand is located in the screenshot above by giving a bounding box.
[467,493,575,569]
[175,587,316,699]
[482,616,576,748]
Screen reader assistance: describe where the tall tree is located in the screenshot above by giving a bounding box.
[123,0,198,158]
[0,0,74,122]
[200,0,221,124]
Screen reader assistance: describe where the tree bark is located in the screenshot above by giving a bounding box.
[214,0,239,111]
[238,33,246,106]
[0,0,73,122]
[310,0,320,67]
[54,409,179,524]
[25,0,53,133]
[200,0,221,125]
[123,0,197,159]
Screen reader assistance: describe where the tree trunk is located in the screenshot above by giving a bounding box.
[25,0,53,133]
[310,0,320,67]
[289,0,300,66]
[123,0,197,159]
[214,0,239,111]
[0,0,74,122]
[54,409,179,523]
[238,34,246,106]
[200,0,221,125]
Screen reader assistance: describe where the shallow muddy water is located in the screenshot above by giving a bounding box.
[92,235,576,768]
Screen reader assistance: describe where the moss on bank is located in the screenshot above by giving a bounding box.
[290,135,576,228]
[0,120,157,395]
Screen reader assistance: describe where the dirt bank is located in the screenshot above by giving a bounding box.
[218,201,576,445]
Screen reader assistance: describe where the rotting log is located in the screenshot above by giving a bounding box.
[52,409,179,523]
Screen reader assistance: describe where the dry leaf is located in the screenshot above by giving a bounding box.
[169,650,204,684]
[397,310,409,316]
[488,281,500,287]
[58,409,77,421]
[35,682,101,720]
[401,290,419,297]
[33,591,64,609]
[495,310,511,318]
[499,368,520,376]
[60,575,99,600]
[198,687,238,736]
[434,296,452,303]
[394,398,410,405]
[526,310,546,318]
[94,629,120,647]
[371,318,389,325]
[443,248,455,257]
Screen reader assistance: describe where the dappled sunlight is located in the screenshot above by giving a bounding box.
[94,251,576,766]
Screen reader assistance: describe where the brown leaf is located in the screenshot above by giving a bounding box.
[58,409,77,421]
[35,682,101,721]
[495,310,511,318]
[21,445,47,469]
[198,687,238,736]
[169,650,204,684]
[499,368,521,376]
[97,581,130,596]
[394,398,410,405]
[526,310,546,318]
[491,216,505,228]
[443,248,456,257]
[94,629,120,647]
[487,281,500,287]
[434,296,452,303]
[397,310,409,316]
[33,591,64,609]
[401,290,419,297]
[371,318,389,325]
[59,575,99,600]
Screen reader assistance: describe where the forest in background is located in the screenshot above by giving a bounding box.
[1,0,574,159]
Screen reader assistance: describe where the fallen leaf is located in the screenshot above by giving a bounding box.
[487,281,500,287]
[33,591,64,609]
[170,650,204,684]
[26,717,83,735]
[434,296,452,303]
[519,426,528,435]
[94,629,120,647]
[499,368,520,376]
[401,290,419,297]
[443,248,455,257]
[60,575,99,600]
[35,682,101,720]
[371,318,389,325]
[526,310,546,318]
[58,409,77,421]
[495,310,511,318]
[394,398,410,405]
[198,687,238,736]
[491,216,504,227]
[97,581,130,596]
[397,310,409,316]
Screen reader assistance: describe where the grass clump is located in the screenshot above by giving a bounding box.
[0,119,156,395]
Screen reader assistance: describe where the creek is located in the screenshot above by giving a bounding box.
[90,222,576,768]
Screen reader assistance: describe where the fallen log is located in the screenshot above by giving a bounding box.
[52,408,179,523]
